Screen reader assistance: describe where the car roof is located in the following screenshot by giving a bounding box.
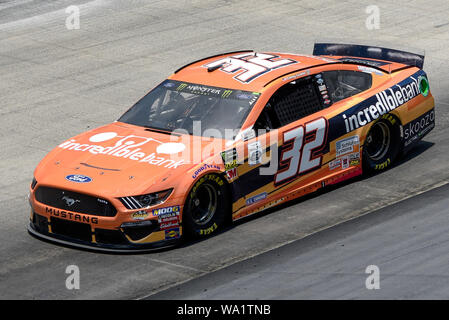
[169,51,340,92]
[169,51,411,92]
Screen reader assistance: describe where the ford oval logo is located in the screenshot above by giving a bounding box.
[65,174,92,183]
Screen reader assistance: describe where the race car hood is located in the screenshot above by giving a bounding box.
[34,122,226,197]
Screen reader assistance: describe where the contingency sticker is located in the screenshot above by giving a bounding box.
[335,135,360,157]
[248,141,262,166]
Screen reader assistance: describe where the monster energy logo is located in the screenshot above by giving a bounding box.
[222,90,233,98]
[177,83,188,91]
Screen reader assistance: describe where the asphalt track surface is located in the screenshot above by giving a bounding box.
[1,0,449,299]
[151,183,449,300]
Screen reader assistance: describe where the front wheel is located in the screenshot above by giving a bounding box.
[183,174,229,238]
[363,114,402,172]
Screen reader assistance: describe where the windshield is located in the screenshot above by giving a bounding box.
[118,80,260,138]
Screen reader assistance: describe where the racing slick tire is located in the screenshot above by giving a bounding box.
[362,114,402,172]
[183,173,230,238]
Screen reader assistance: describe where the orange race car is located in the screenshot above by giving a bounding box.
[28,43,435,252]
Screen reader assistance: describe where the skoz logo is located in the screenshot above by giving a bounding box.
[203,53,297,83]
[62,196,80,207]
[65,174,92,183]
[404,109,435,146]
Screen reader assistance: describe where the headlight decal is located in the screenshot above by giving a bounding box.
[119,189,172,210]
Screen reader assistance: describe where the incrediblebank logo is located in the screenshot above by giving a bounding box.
[58,132,185,169]
[342,74,426,133]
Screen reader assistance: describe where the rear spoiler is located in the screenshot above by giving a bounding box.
[313,43,424,69]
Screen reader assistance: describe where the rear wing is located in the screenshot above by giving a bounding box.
[313,43,424,69]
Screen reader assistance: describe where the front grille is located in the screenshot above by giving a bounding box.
[35,186,117,217]
[51,217,92,242]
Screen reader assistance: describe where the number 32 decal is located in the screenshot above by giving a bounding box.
[274,117,328,185]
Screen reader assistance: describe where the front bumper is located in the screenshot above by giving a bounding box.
[28,220,180,253]
[28,210,182,253]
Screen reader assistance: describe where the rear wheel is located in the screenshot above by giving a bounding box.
[363,114,401,172]
[183,174,229,238]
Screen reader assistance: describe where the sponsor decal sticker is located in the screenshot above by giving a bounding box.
[418,75,429,97]
[225,167,238,181]
[236,93,253,100]
[246,192,267,206]
[192,163,221,179]
[158,209,180,230]
[163,82,176,88]
[329,159,341,170]
[59,133,185,169]
[152,205,180,216]
[357,65,384,76]
[342,73,424,133]
[336,135,360,157]
[222,90,233,98]
[221,148,238,170]
[282,70,310,82]
[65,174,92,183]
[404,109,435,147]
[45,207,98,224]
[165,228,180,239]
[349,152,360,166]
[160,221,180,230]
[339,57,389,67]
[248,141,262,166]
[341,156,349,169]
[131,210,149,220]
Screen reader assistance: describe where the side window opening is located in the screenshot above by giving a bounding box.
[254,76,323,131]
[322,70,372,103]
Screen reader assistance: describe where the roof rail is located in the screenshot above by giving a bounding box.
[173,50,254,74]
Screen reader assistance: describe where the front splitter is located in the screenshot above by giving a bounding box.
[27,223,181,253]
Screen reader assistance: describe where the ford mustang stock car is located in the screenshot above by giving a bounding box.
[28,43,435,252]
